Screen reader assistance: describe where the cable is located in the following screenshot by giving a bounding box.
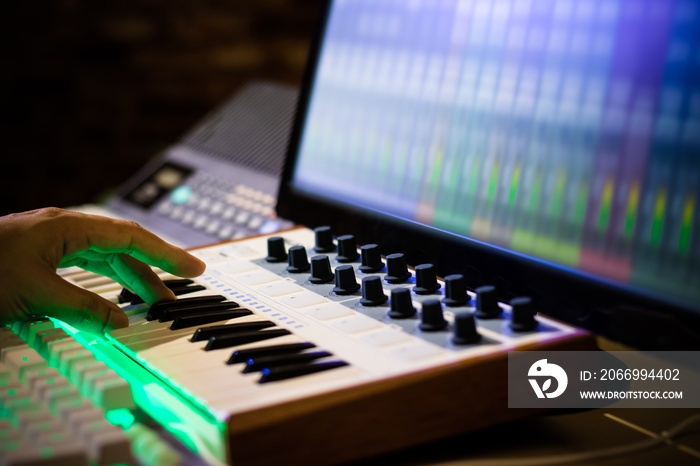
[443,412,700,466]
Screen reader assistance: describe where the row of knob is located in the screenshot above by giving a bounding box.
[264,228,538,343]
[267,233,444,294]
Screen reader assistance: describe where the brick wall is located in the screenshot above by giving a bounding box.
[1,0,320,215]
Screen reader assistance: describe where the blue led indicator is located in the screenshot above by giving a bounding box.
[262,368,271,376]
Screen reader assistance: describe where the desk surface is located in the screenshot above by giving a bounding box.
[361,407,700,466]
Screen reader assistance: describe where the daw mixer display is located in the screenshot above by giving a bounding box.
[291,0,700,310]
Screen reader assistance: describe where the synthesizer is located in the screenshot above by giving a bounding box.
[4,227,595,465]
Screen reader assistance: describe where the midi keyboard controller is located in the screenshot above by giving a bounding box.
[4,226,596,465]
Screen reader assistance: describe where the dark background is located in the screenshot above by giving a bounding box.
[1,0,320,216]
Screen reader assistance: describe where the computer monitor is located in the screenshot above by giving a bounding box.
[278,0,700,349]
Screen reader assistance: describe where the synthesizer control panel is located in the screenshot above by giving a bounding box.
[14,226,595,465]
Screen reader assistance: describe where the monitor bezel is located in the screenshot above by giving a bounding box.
[276,0,700,350]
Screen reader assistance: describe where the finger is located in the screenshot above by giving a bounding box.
[58,212,206,277]
[32,270,129,334]
[61,251,178,304]
[110,254,177,305]
[59,254,132,290]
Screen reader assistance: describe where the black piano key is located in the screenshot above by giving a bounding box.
[147,295,228,320]
[169,284,206,296]
[162,278,195,288]
[242,351,332,373]
[191,321,275,342]
[228,342,316,365]
[258,361,349,384]
[158,301,241,322]
[204,328,290,351]
[170,309,252,330]
[118,288,136,304]
[130,284,206,305]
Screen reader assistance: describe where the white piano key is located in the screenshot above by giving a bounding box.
[141,334,306,387]
[63,270,99,282]
[112,321,177,343]
[123,314,267,354]
[126,314,269,356]
[76,276,114,289]
[147,334,301,378]
[208,364,364,415]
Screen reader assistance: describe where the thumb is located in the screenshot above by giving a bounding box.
[37,272,129,334]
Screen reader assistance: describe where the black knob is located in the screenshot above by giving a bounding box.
[413,264,440,295]
[266,237,287,263]
[359,276,388,306]
[388,288,416,319]
[419,299,447,331]
[452,312,481,345]
[384,253,411,283]
[510,297,537,331]
[359,244,384,273]
[475,285,500,318]
[286,245,310,273]
[332,265,360,295]
[309,255,334,284]
[314,226,335,253]
[336,235,360,263]
[442,274,470,307]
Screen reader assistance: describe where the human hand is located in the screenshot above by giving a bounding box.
[0,208,206,333]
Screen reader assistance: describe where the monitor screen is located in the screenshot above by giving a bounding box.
[289,0,700,313]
